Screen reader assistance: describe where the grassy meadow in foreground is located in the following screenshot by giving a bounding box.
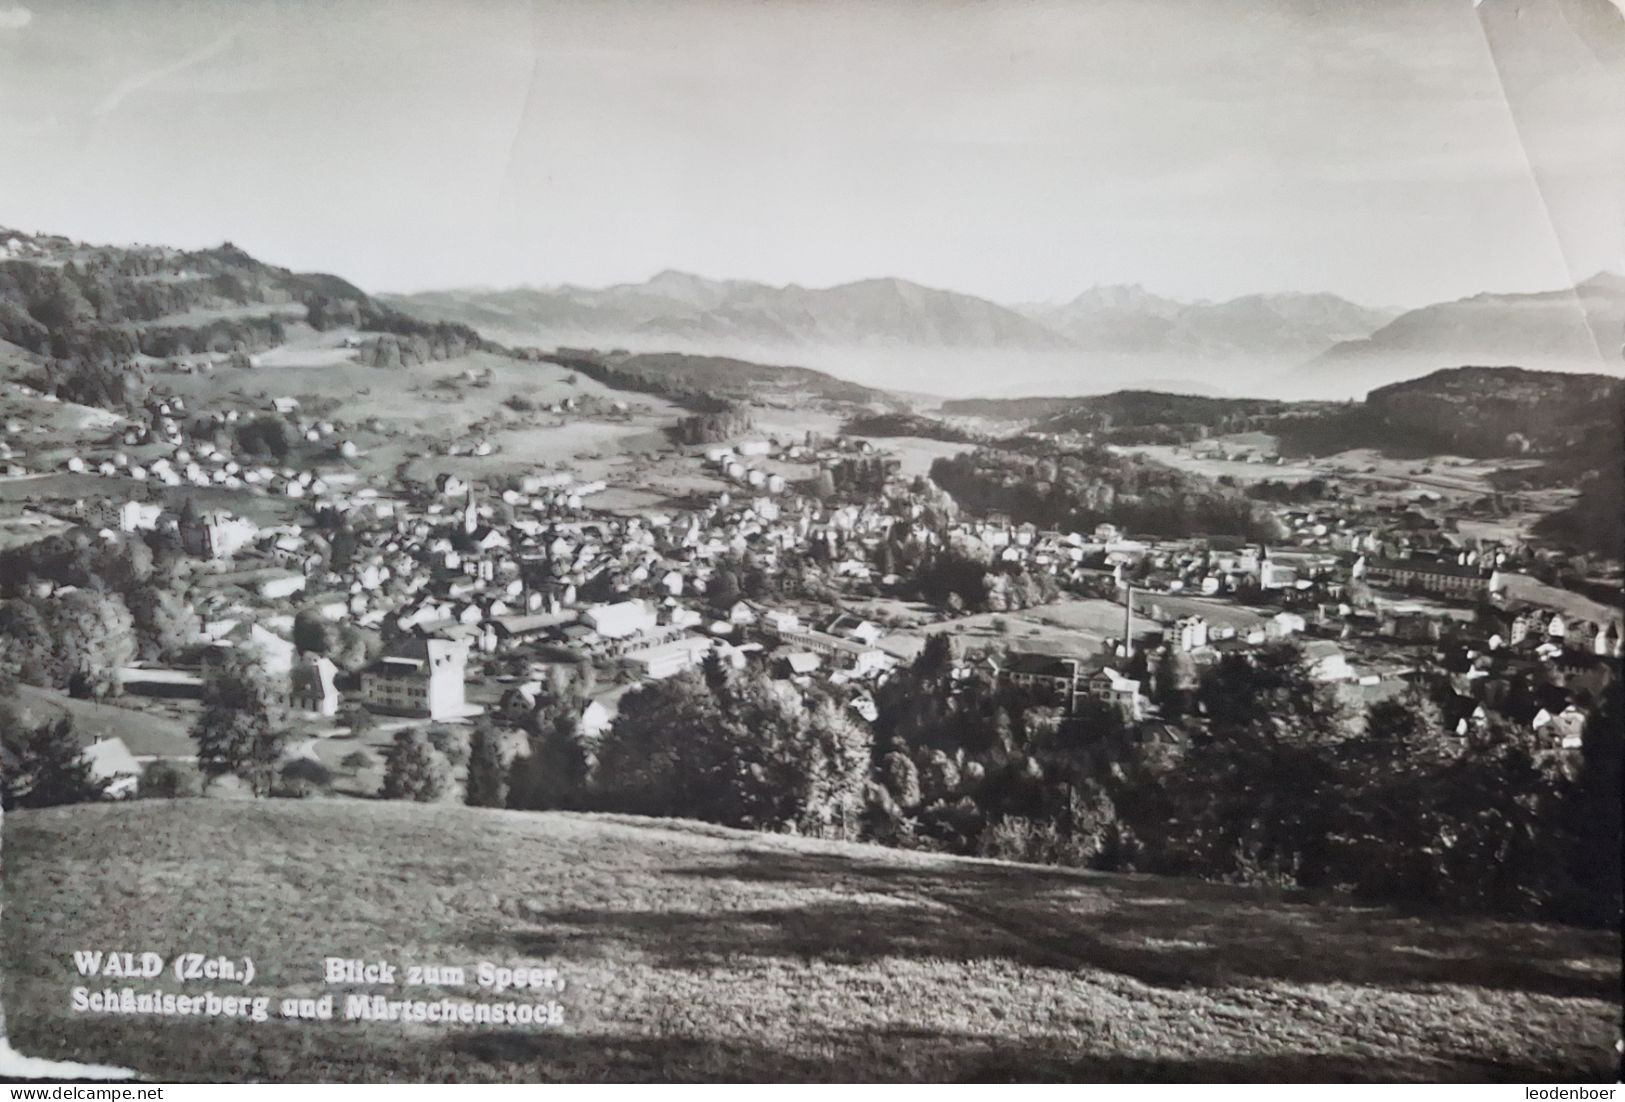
[3,799,1619,1082]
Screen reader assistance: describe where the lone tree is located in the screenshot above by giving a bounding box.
[465,720,507,808]
[191,649,288,797]
[426,724,470,769]
[1153,646,1199,720]
[338,704,376,736]
[292,608,334,655]
[1,716,106,809]
[379,729,453,802]
[277,756,334,799]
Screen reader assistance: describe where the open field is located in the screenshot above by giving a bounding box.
[1454,492,1579,546]
[746,407,846,442]
[1117,444,1323,485]
[1114,592,1273,634]
[161,347,682,435]
[1121,439,1552,502]
[4,800,1617,1082]
[10,685,196,759]
[864,608,1097,663]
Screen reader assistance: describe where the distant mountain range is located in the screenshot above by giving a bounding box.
[386,272,1071,353]
[1295,272,1625,396]
[384,274,1399,363]
[387,270,1624,400]
[9,214,1617,406]
[1015,284,1397,360]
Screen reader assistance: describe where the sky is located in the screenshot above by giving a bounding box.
[0,0,1620,308]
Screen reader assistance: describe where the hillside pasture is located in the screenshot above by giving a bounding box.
[3,800,1617,1082]
[163,350,680,435]
[155,348,691,494]
[10,684,195,759]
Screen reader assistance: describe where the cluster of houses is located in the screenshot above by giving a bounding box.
[17,369,1620,772]
[44,394,365,499]
[90,440,1616,750]
[703,441,791,495]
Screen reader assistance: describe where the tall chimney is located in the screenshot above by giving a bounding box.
[1123,582,1135,657]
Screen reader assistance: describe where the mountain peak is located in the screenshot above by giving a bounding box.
[1578,270,1625,295]
[1065,283,1178,312]
[644,269,724,292]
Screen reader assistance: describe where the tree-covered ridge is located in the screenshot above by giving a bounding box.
[1271,366,1624,459]
[929,443,1279,540]
[937,370,1623,464]
[541,350,899,410]
[840,412,981,443]
[1034,391,1289,435]
[939,390,1292,440]
[0,229,485,407]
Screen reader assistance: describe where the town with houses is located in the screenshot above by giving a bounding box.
[4,363,1617,802]
[3,0,1623,1077]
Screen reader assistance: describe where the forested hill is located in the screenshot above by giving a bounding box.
[942,390,1288,425]
[938,371,1622,469]
[1271,367,1624,459]
[929,444,1278,541]
[938,390,1297,444]
[539,349,902,410]
[1266,366,1624,557]
[1365,367,1622,456]
[0,228,484,403]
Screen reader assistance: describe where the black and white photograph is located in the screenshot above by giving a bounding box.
[0,0,1621,1086]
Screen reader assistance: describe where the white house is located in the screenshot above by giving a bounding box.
[291,654,340,716]
[1304,640,1355,683]
[360,637,469,720]
[81,737,142,799]
[203,622,296,676]
[583,600,658,640]
[580,700,613,739]
[85,499,161,533]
